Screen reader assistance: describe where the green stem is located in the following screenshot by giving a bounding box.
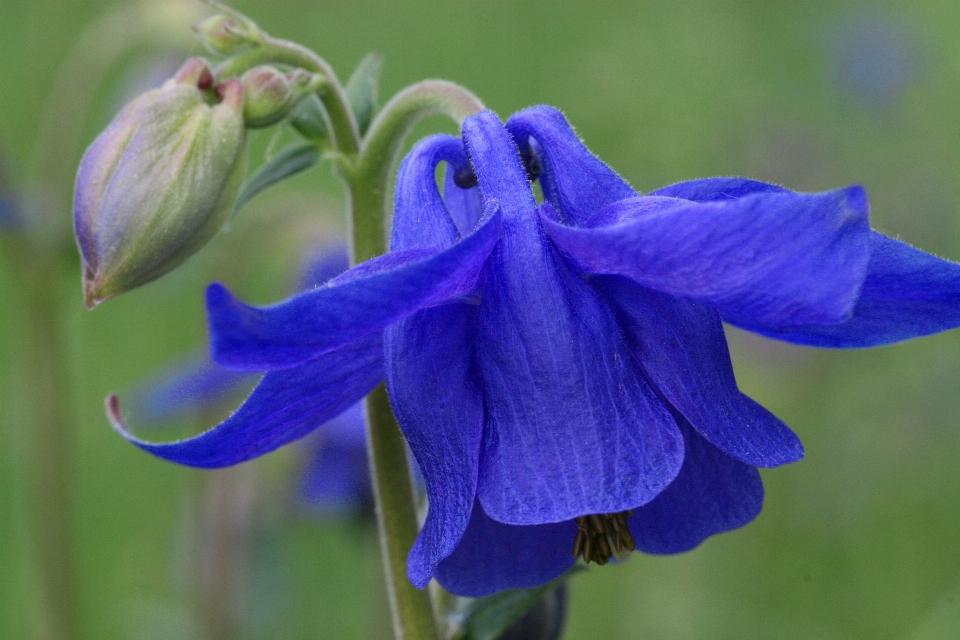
[347,81,482,639]
[215,39,361,157]
[225,29,484,638]
[364,387,437,640]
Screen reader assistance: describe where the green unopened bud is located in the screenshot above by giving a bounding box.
[192,12,263,56]
[74,58,247,308]
[240,66,323,128]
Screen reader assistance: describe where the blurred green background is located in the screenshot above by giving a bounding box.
[2,0,960,638]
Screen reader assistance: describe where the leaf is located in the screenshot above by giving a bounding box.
[345,52,384,136]
[233,143,320,215]
[289,95,330,144]
[460,567,583,640]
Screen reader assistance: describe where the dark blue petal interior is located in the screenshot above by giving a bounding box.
[434,499,577,597]
[630,416,764,554]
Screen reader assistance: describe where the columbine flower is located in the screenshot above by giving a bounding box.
[112,106,960,598]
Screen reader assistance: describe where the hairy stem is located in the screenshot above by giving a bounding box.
[215,38,361,157]
[347,79,483,640]
[363,387,437,640]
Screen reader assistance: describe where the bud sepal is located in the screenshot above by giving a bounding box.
[74,58,247,308]
[240,65,325,129]
[192,11,264,57]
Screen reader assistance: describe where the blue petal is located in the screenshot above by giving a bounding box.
[650,177,789,202]
[385,303,485,589]
[506,106,635,226]
[630,415,764,555]
[108,333,384,468]
[207,207,500,371]
[392,134,465,251]
[542,186,872,327]
[434,500,577,597]
[593,275,803,467]
[299,403,370,513]
[131,354,255,423]
[462,111,684,525]
[726,231,960,347]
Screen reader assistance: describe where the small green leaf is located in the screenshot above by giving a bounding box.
[345,52,384,136]
[460,567,583,640]
[233,143,320,215]
[289,95,330,143]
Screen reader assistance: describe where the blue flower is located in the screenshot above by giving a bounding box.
[113,106,960,597]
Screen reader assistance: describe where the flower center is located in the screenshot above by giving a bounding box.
[572,511,636,565]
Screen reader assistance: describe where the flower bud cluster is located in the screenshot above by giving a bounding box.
[74,58,248,308]
[240,66,324,129]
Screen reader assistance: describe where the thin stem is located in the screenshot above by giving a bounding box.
[215,39,361,157]
[347,79,483,640]
[363,386,438,640]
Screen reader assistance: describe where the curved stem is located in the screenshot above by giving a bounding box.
[349,81,484,263]
[215,39,361,157]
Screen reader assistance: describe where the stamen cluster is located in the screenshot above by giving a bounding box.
[572,511,636,565]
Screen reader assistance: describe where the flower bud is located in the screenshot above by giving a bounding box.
[74,58,247,308]
[192,13,263,56]
[240,66,320,128]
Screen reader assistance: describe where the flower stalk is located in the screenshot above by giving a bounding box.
[212,25,482,639]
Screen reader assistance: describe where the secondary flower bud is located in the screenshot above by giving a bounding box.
[240,66,319,128]
[192,13,262,56]
[74,58,247,308]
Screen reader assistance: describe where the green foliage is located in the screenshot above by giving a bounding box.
[233,142,321,215]
[345,52,384,136]
[289,95,330,143]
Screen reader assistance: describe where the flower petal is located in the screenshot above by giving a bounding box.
[463,111,684,525]
[434,499,577,597]
[593,275,803,467]
[506,105,635,225]
[726,231,960,347]
[108,333,384,468]
[630,415,764,554]
[385,303,485,589]
[542,186,872,327]
[392,134,465,251]
[207,206,500,371]
[649,176,788,202]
